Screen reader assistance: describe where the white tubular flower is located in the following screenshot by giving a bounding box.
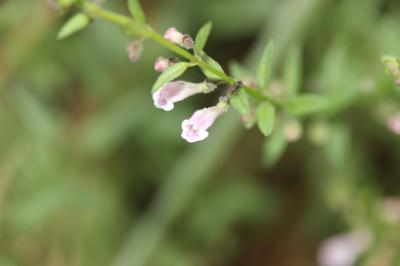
[164,27,194,49]
[318,230,371,266]
[181,99,229,143]
[153,81,217,111]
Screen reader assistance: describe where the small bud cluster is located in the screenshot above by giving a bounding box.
[151,27,228,143]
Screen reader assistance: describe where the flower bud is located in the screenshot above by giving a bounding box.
[181,99,229,143]
[387,113,400,135]
[154,57,178,72]
[126,40,143,62]
[153,80,217,111]
[182,34,194,49]
[240,114,256,129]
[164,27,194,49]
[283,119,303,142]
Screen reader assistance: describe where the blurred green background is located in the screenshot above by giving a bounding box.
[1,0,400,265]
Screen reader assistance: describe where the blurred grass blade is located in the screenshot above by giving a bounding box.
[57,13,90,40]
[262,127,287,168]
[128,0,146,23]
[152,62,191,92]
[256,102,275,137]
[257,41,274,90]
[195,22,212,51]
[284,94,329,116]
[283,46,302,98]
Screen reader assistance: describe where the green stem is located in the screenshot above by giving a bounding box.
[79,1,281,106]
[147,29,235,83]
[81,2,132,26]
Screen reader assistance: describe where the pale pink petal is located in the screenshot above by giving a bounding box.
[180,100,228,143]
[152,90,175,111]
[164,27,183,44]
[152,81,217,111]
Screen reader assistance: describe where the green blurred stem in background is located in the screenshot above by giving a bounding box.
[80,1,280,106]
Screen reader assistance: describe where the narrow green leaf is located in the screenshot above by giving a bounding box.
[283,46,302,98]
[284,94,329,116]
[257,41,274,90]
[128,0,146,23]
[195,22,212,51]
[199,53,225,80]
[230,90,251,115]
[262,128,287,168]
[152,62,190,92]
[256,102,275,137]
[57,13,90,40]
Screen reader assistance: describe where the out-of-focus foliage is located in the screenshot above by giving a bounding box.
[0,0,400,266]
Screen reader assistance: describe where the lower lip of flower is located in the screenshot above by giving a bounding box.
[182,123,209,142]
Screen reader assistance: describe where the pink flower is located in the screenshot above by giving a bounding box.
[181,99,229,143]
[153,81,217,111]
[164,27,194,49]
[388,113,400,135]
[126,40,143,62]
[318,230,371,266]
[154,57,178,72]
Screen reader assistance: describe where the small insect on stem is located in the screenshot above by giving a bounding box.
[229,80,243,94]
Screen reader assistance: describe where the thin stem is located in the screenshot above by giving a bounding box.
[78,1,281,106]
[81,2,132,26]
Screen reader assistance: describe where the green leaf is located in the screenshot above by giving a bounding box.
[262,127,287,168]
[284,94,329,116]
[257,41,274,90]
[283,46,302,98]
[128,0,146,23]
[256,102,275,137]
[152,62,190,92]
[230,90,250,115]
[199,52,225,81]
[195,22,212,51]
[57,13,90,40]
[229,61,251,80]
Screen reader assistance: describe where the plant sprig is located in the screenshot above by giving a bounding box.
[56,0,330,144]
[59,1,281,104]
